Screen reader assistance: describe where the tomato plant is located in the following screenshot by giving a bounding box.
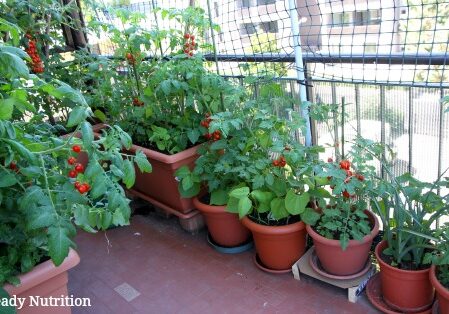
[0,17,151,286]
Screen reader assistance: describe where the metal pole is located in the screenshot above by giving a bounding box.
[287,0,312,146]
[206,0,220,76]
[151,0,164,57]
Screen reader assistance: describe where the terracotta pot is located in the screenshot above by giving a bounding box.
[193,197,250,247]
[375,240,434,312]
[3,249,80,314]
[128,143,200,214]
[306,210,379,276]
[430,265,449,314]
[241,216,307,270]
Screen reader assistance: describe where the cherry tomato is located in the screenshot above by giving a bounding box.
[74,181,81,189]
[184,33,190,39]
[82,183,90,192]
[9,161,17,170]
[68,157,76,165]
[339,160,350,170]
[68,170,77,178]
[74,164,84,173]
[190,35,195,40]
[342,190,350,198]
[327,157,333,163]
[78,184,87,194]
[356,174,365,181]
[72,145,81,153]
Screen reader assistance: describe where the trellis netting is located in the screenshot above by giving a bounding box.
[85,0,448,183]
[89,0,449,87]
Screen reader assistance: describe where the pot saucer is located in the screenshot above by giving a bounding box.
[206,233,253,254]
[432,300,439,314]
[309,248,372,280]
[253,254,291,274]
[366,273,433,314]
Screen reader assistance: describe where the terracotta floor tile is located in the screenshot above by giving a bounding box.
[68,213,380,313]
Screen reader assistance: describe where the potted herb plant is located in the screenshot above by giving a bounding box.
[0,21,150,312]
[370,170,448,312]
[304,141,380,277]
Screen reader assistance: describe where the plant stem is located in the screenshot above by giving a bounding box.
[39,155,57,214]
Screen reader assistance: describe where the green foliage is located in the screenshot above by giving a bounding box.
[305,143,379,250]
[218,97,321,225]
[371,163,449,269]
[0,18,151,286]
[60,6,239,155]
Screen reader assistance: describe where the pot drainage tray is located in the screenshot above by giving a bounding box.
[309,248,372,280]
[206,233,253,254]
[253,254,291,274]
[432,300,439,314]
[366,273,433,314]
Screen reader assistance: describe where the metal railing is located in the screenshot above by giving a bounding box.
[222,62,449,184]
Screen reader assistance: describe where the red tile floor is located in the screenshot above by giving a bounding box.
[69,208,380,314]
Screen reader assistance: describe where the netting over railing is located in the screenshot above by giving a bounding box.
[88,0,449,87]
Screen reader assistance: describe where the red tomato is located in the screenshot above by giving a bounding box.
[339,160,350,170]
[68,170,77,178]
[74,163,84,173]
[72,145,81,153]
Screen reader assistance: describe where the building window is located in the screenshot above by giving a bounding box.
[239,0,254,8]
[260,21,278,33]
[331,12,353,26]
[354,9,381,26]
[240,23,257,35]
[257,0,276,5]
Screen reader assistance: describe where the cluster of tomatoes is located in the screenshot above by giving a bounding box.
[338,159,364,183]
[25,33,44,74]
[126,52,136,65]
[272,155,287,167]
[201,113,221,141]
[68,145,90,194]
[132,97,144,107]
[328,158,364,198]
[183,33,196,57]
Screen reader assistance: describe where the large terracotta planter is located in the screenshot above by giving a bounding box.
[375,240,434,312]
[241,216,307,271]
[128,144,200,214]
[430,265,449,314]
[193,197,250,247]
[3,249,80,314]
[306,210,379,276]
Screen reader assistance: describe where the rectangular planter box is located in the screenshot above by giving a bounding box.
[3,249,80,314]
[128,143,201,214]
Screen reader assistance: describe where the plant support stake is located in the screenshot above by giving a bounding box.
[287,0,312,146]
